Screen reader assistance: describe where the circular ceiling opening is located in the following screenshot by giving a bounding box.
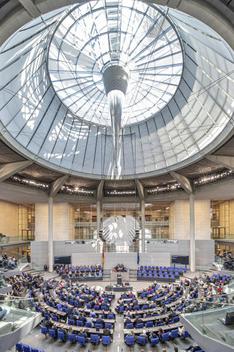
[0,1,233,179]
[48,1,183,127]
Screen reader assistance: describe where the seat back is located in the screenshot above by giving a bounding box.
[136,335,147,345]
[67,333,76,343]
[16,343,23,352]
[57,329,65,341]
[162,332,170,341]
[49,328,57,338]
[125,335,135,346]
[102,335,111,345]
[90,334,100,344]
[76,335,86,345]
[40,326,48,335]
[150,336,159,346]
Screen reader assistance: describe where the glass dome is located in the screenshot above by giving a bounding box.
[48,1,183,127]
[0,1,233,179]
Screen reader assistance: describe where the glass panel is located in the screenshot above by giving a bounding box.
[47,0,183,127]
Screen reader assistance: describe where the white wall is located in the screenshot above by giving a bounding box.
[104,253,138,269]
[170,200,211,240]
[35,203,74,241]
[0,200,18,236]
[72,253,102,266]
[195,200,211,239]
[140,252,171,266]
[31,240,215,270]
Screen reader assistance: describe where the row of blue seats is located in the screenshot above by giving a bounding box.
[138,266,187,271]
[16,343,44,352]
[41,326,111,346]
[125,329,190,346]
[125,316,180,329]
[67,318,113,330]
[137,272,180,278]
[209,273,231,283]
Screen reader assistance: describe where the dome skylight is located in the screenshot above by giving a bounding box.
[0,1,233,179]
[48,0,183,127]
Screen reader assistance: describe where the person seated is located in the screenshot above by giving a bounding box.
[113,264,127,272]
[103,328,111,336]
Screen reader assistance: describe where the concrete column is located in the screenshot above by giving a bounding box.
[189,193,196,273]
[48,197,53,273]
[140,199,145,252]
[96,200,102,236]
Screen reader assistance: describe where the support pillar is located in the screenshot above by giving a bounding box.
[96,200,102,236]
[189,193,196,273]
[140,199,145,252]
[48,196,53,273]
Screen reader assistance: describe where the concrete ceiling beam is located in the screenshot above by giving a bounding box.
[206,155,234,171]
[97,180,104,201]
[170,171,193,194]
[49,175,69,198]
[135,179,145,200]
[18,0,40,18]
[0,160,32,182]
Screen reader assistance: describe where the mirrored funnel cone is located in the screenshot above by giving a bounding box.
[103,65,129,173]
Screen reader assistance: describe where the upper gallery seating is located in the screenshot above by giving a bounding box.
[55,264,103,280]
[137,265,187,281]
[0,253,18,270]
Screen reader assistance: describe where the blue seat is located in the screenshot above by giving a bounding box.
[161,332,170,342]
[136,335,147,346]
[40,326,48,336]
[68,319,75,325]
[125,335,135,346]
[16,343,23,352]
[182,330,190,339]
[104,322,113,329]
[31,348,43,352]
[145,321,154,328]
[171,329,179,339]
[67,333,77,343]
[90,334,100,345]
[76,320,84,327]
[48,328,57,339]
[125,322,134,329]
[22,345,31,352]
[150,336,159,346]
[102,335,111,346]
[57,329,66,342]
[95,322,104,329]
[85,321,92,328]
[107,313,115,319]
[76,335,86,346]
[135,322,144,329]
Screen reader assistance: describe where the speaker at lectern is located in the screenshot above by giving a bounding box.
[117,274,122,286]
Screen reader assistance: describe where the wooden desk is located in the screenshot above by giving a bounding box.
[124,321,182,335]
[124,311,180,323]
[123,299,182,316]
[52,321,114,336]
[40,303,67,317]
[73,314,115,325]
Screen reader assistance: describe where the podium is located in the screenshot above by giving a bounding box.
[110,269,129,283]
[106,269,132,292]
